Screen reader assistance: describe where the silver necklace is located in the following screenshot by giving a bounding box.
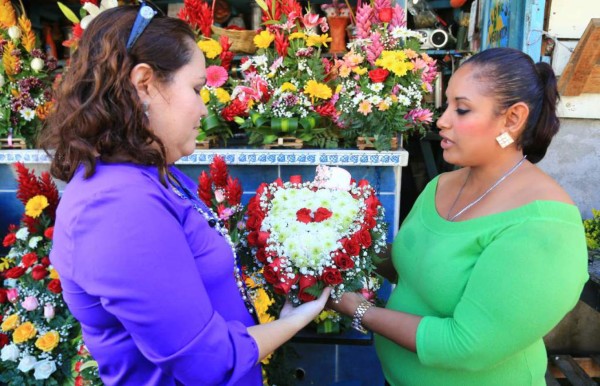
[168,172,256,318]
[446,156,527,222]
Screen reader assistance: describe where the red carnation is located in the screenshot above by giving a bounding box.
[289,175,302,184]
[322,267,343,285]
[0,333,8,348]
[298,275,318,302]
[313,207,332,223]
[333,251,355,270]
[210,156,228,188]
[342,237,361,256]
[2,232,16,247]
[31,265,48,281]
[4,266,26,279]
[378,7,394,23]
[48,279,62,294]
[368,68,390,83]
[21,252,38,268]
[44,226,54,239]
[296,208,312,224]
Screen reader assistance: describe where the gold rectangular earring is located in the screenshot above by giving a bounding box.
[496,132,514,148]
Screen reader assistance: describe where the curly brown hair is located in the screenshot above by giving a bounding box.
[39,6,196,182]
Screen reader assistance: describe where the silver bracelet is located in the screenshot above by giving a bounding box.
[351,300,373,334]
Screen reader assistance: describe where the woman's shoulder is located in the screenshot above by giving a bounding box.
[514,165,574,206]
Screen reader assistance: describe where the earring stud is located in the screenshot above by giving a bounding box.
[496,132,514,148]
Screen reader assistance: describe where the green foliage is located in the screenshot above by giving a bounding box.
[584,208,600,250]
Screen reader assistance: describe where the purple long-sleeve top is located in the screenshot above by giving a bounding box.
[50,161,262,385]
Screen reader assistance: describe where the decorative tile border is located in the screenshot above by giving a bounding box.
[0,149,409,166]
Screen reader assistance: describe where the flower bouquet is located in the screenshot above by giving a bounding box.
[243,165,386,318]
[0,2,57,148]
[232,0,340,148]
[331,0,438,150]
[58,0,118,50]
[0,163,100,384]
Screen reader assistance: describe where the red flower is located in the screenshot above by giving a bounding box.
[378,7,394,23]
[48,279,62,294]
[263,258,283,285]
[322,267,343,285]
[315,102,338,119]
[357,228,372,248]
[289,175,302,184]
[273,272,298,295]
[41,256,51,267]
[274,30,290,57]
[296,208,312,224]
[197,171,213,207]
[4,266,26,279]
[210,156,228,188]
[333,251,355,270]
[0,288,7,304]
[255,249,267,263]
[178,0,213,37]
[2,232,16,247]
[357,179,370,188]
[74,361,82,372]
[342,237,361,256]
[363,215,377,230]
[0,333,8,349]
[298,275,318,302]
[75,376,84,386]
[226,176,242,206]
[31,265,48,281]
[313,207,332,223]
[44,226,54,239]
[368,68,390,83]
[21,252,38,268]
[221,98,248,121]
[246,212,265,232]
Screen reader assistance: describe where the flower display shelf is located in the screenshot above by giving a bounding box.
[262,137,304,149]
[0,138,27,150]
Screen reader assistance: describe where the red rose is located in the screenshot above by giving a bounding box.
[298,275,318,302]
[378,7,393,23]
[342,237,361,256]
[41,256,51,267]
[21,252,38,268]
[0,333,8,348]
[256,182,269,197]
[44,226,54,240]
[0,288,7,304]
[357,229,372,248]
[263,258,283,285]
[273,273,298,295]
[5,266,26,279]
[313,207,333,223]
[247,231,259,247]
[368,68,390,83]
[256,231,270,247]
[322,267,343,285]
[31,265,49,281]
[245,212,264,232]
[333,251,355,270]
[255,249,267,263]
[289,175,302,184]
[48,279,62,294]
[2,233,16,247]
[365,195,381,217]
[274,178,283,187]
[296,208,312,224]
[363,216,377,230]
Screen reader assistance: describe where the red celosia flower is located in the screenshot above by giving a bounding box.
[209,156,228,187]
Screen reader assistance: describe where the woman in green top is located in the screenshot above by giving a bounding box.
[328,47,589,385]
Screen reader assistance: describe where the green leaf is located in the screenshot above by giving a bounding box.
[255,0,268,12]
[57,2,80,24]
[79,360,99,371]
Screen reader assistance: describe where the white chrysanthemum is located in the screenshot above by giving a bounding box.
[19,108,36,121]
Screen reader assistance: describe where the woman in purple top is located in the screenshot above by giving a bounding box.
[39,5,329,385]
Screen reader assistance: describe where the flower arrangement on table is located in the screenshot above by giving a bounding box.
[242,165,386,332]
[231,0,341,148]
[331,0,438,150]
[178,0,239,146]
[0,163,100,385]
[58,0,119,50]
[0,1,57,148]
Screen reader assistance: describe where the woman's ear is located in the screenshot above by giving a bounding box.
[504,102,529,138]
[130,63,154,101]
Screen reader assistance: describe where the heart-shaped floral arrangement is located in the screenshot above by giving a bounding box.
[244,166,387,305]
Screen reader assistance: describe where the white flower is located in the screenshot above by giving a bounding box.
[0,73,4,88]
[1,344,20,362]
[19,108,35,122]
[30,57,45,73]
[17,355,37,372]
[44,303,55,321]
[80,0,118,29]
[28,236,42,249]
[33,360,57,380]
[15,227,29,240]
[7,26,21,40]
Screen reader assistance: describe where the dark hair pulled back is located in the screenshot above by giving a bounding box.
[39,6,196,181]
[464,47,560,163]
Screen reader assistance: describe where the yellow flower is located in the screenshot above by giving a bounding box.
[288,32,306,40]
[304,80,332,100]
[25,195,49,218]
[390,94,398,103]
[339,65,351,78]
[254,30,275,49]
[0,257,14,271]
[1,314,20,331]
[215,88,231,104]
[358,100,372,115]
[335,85,342,94]
[35,331,60,352]
[13,321,36,343]
[352,67,368,75]
[344,52,364,66]
[254,288,275,324]
[197,39,222,59]
[306,34,332,48]
[280,82,297,92]
[378,101,391,111]
[375,51,413,77]
[201,89,210,104]
[49,268,59,279]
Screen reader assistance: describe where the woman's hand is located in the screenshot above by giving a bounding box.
[279,287,332,326]
[326,291,368,318]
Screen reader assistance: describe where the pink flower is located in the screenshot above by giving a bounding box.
[405,108,433,124]
[214,189,226,203]
[205,65,228,88]
[44,304,55,320]
[303,13,321,29]
[7,288,18,303]
[21,295,39,311]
